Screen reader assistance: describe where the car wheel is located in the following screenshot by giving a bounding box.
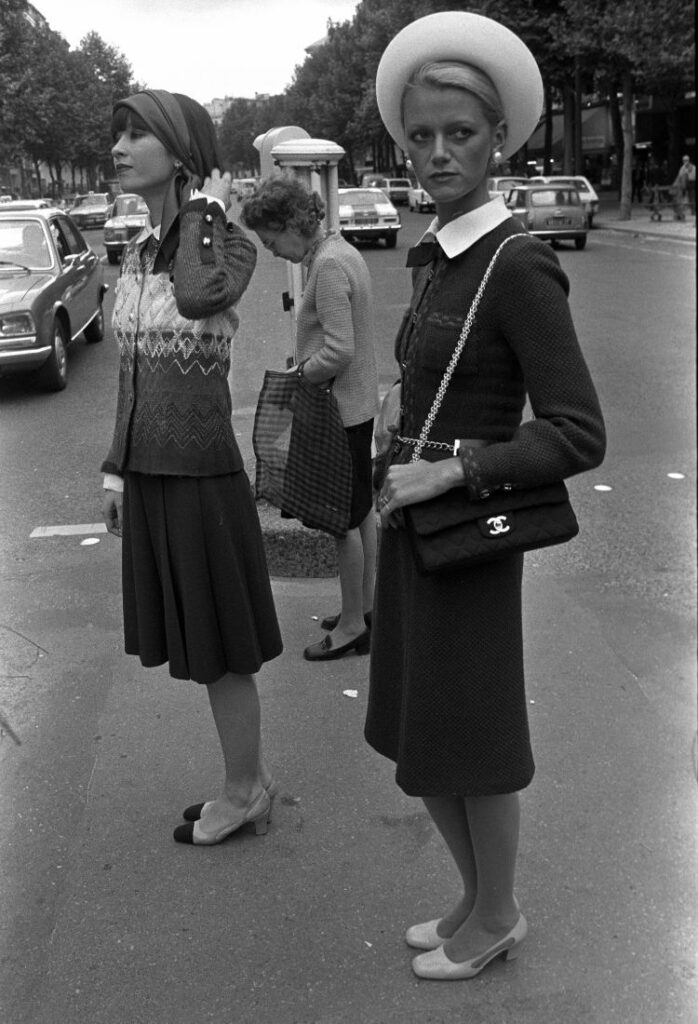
[575,236,587,250]
[37,319,69,391]
[384,233,397,249]
[84,303,105,343]
[107,251,120,265]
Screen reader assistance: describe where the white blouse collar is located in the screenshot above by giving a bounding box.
[423,195,511,259]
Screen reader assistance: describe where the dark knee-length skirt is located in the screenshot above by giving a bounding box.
[364,525,534,797]
[122,471,283,684]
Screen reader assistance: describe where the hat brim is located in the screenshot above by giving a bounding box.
[376,12,543,159]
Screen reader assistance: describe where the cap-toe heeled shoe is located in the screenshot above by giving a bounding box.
[182,777,279,825]
[411,914,527,980]
[173,790,270,846]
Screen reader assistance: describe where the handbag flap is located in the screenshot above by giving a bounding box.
[407,482,573,537]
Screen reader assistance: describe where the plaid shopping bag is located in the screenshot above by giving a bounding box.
[252,370,352,538]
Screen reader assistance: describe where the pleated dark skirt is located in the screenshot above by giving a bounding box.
[364,525,534,797]
[122,471,283,684]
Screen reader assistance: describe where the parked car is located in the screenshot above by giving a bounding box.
[506,185,588,249]
[103,193,149,264]
[487,176,530,200]
[360,175,411,206]
[68,192,111,230]
[337,188,401,248]
[528,175,599,225]
[407,185,435,213]
[0,208,107,390]
[0,198,52,210]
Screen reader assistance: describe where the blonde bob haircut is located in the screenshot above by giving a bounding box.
[402,61,505,129]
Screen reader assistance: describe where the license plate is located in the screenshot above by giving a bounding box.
[548,216,571,226]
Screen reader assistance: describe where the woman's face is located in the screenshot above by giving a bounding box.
[403,84,505,221]
[111,118,176,205]
[254,225,311,264]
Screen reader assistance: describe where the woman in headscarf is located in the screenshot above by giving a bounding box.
[365,15,606,978]
[101,90,283,846]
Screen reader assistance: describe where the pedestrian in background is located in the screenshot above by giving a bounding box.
[102,90,282,846]
[242,177,380,662]
[365,12,606,980]
[674,154,696,215]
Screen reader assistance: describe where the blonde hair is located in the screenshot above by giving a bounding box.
[402,61,505,128]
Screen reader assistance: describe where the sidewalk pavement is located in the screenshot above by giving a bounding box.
[10,537,696,1024]
[595,195,696,243]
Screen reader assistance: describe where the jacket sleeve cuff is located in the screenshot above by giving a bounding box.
[103,473,124,492]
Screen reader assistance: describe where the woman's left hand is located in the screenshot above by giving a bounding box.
[377,458,463,528]
[201,168,233,209]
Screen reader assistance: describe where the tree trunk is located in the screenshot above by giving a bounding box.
[609,85,623,186]
[543,81,553,174]
[619,71,634,220]
[574,58,584,174]
[563,82,575,174]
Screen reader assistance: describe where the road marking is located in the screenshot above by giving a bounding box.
[30,523,107,538]
[592,236,695,260]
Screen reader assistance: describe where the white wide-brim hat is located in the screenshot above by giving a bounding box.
[376,11,544,160]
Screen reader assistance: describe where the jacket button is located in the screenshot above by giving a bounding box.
[503,483,513,491]
[202,236,212,247]
[205,214,213,224]
[479,489,491,499]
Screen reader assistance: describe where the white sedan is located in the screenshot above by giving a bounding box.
[337,188,401,248]
[528,176,600,226]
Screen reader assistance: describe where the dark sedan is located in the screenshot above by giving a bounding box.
[68,192,111,230]
[103,193,148,264]
[0,208,107,390]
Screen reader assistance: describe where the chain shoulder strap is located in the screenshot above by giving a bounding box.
[410,233,528,463]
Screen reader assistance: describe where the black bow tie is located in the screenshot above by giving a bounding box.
[406,241,441,267]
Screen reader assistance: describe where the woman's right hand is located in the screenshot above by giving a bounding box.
[201,168,233,209]
[103,490,123,538]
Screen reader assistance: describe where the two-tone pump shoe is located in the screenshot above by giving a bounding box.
[181,777,279,827]
[173,788,270,846]
[411,914,527,980]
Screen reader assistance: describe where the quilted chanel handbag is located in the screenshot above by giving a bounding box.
[399,234,579,574]
[253,368,352,538]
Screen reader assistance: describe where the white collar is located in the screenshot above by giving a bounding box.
[422,196,511,259]
[135,214,161,244]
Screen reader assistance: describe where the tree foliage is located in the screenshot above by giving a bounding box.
[0,2,138,195]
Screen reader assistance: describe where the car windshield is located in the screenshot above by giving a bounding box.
[0,219,52,268]
[341,190,388,207]
[72,194,109,208]
[531,189,580,206]
[112,195,148,217]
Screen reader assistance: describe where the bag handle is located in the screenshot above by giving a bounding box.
[410,233,528,463]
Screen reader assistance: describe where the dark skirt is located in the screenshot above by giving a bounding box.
[345,418,374,529]
[364,525,534,797]
[122,471,283,684]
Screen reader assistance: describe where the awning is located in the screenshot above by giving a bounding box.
[528,106,612,155]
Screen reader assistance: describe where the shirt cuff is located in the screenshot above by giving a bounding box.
[103,473,124,492]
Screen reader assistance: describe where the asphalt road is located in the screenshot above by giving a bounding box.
[0,210,695,1024]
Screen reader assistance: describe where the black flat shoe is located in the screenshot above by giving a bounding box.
[303,628,370,661]
[320,610,372,631]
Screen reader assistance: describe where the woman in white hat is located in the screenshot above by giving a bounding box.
[365,13,606,979]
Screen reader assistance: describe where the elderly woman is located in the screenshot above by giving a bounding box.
[364,14,606,978]
[242,178,379,661]
[102,90,283,845]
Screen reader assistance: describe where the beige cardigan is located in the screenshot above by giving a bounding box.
[296,232,379,427]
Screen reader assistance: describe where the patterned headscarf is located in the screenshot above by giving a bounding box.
[112,89,224,273]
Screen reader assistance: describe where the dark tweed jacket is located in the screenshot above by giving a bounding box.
[397,218,606,496]
[102,198,257,478]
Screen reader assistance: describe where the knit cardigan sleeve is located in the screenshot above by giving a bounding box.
[174,198,257,319]
[461,239,606,493]
[301,255,355,381]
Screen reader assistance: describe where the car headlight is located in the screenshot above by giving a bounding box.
[0,311,36,337]
[105,226,127,241]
